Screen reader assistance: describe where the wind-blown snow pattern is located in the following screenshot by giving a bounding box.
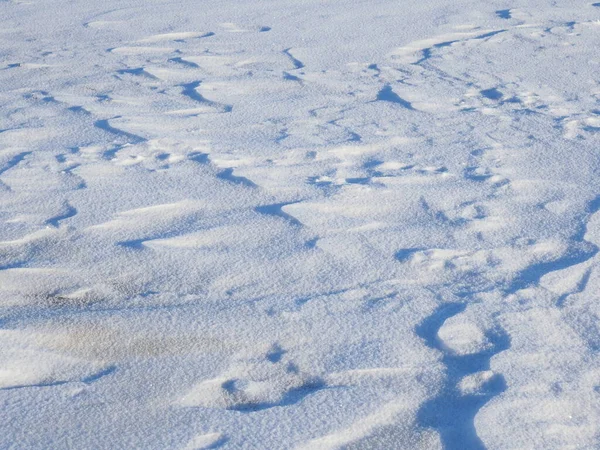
[1,0,600,448]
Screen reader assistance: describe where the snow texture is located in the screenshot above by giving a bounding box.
[1,0,600,448]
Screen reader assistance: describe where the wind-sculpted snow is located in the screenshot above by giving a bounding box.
[1,0,600,448]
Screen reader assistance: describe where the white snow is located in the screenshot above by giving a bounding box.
[1,0,600,448]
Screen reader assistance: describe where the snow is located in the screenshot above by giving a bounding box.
[1,0,600,448]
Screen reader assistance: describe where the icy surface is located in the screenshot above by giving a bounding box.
[1,0,600,448]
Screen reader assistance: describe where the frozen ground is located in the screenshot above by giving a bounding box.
[1,0,600,448]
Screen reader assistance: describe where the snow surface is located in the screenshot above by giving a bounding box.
[1,0,600,448]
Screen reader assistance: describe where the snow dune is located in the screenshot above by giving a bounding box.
[1,0,600,448]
